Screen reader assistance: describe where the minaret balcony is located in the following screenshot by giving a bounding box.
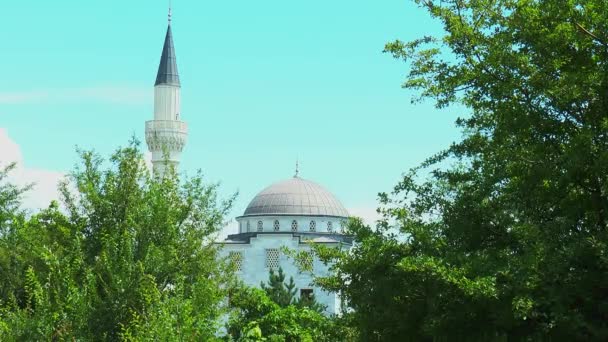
[145,120,188,152]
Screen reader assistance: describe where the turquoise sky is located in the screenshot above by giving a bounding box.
[1,0,464,226]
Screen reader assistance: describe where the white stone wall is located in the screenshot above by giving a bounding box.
[221,233,342,315]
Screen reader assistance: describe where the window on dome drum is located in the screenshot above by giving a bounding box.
[340,220,345,233]
[300,288,313,301]
[291,220,298,232]
[229,251,243,272]
[246,221,250,232]
[309,220,316,232]
[258,221,263,232]
[327,221,333,232]
[273,220,280,231]
[265,249,280,269]
[239,221,243,233]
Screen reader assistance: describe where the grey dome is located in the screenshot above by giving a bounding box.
[242,177,349,218]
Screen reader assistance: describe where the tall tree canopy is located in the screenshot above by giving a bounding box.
[315,0,608,340]
[0,140,235,340]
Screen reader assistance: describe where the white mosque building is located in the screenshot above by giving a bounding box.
[146,11,352,315]
[222,173,353,315]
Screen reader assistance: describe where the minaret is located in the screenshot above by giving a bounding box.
[145,7,188,176]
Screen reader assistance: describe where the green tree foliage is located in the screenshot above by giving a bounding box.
[224,267,350,341]
[0,140,235,340]
[315,0,608,340]
[260,267,325,312]
[0,163,30,234]
[0,163,31,315]
[296,290,325,314]
[260,268,298,308]
[225,285,354,342]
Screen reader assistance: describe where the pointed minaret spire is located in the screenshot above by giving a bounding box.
[155,7,180,87]
[294,159,300,178]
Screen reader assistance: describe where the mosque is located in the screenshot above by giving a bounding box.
[144,11,352,315]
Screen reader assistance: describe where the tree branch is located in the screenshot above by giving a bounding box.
[575,22,607,47]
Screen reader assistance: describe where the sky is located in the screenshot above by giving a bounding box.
[0,0,465,235]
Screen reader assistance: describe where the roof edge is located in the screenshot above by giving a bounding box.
[215,231,355,245]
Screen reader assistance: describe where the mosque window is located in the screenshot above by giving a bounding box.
[274,220,280,231]
[257,221,263,232]
[309,220,316,232]
[327,221,333,232]
[265,248,280,269]
[246,221,251,232]
[340,220,345,233]
[229,251,243,272]
[300,289,313,301]
[291,220,298,232]
[239,221,243,233]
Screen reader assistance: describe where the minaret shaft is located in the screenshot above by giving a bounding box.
[154,85,181,121]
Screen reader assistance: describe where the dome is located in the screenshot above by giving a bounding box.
[242,177,349,218]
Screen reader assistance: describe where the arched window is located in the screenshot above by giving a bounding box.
[309,220,316,232]
[274,220,280,231]
[291,220,298,231]
[239,221,243,233]
[246,220,251,232]
[340,220,345,233]
[257,221,263,232]
[327,221,333,232]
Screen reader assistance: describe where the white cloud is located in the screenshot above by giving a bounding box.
[0,85,149,105]
[0,91,50,104]
[0,128,64,211]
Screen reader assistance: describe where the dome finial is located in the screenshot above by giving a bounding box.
[294,159,299,178]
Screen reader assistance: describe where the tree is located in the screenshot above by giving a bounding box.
[225,285,354,342]
[224,268,348,341]
[0,163,31,313]
[0,140,235,340]
[260,267,326,312]
[315,0,608,340]
[260,267,298,308]
[296,289,325,313]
